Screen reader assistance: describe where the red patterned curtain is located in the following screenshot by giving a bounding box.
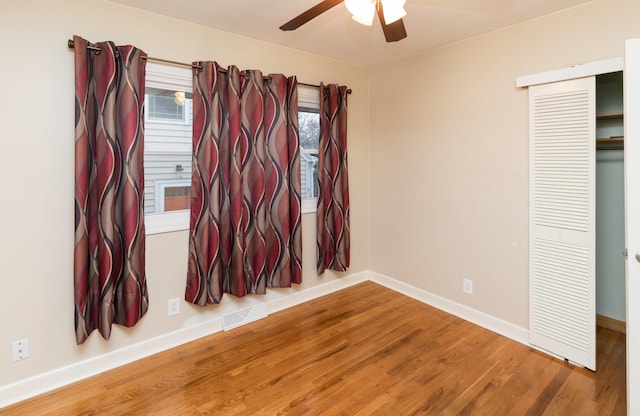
[317,83,350,274]
[73,36,148,344]
[186,62,302,306]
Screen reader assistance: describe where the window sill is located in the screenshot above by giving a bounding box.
[302,198,317,214]
[145,210,189,235]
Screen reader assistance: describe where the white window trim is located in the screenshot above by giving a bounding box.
[146,210,190,235]
[145,62,192,235]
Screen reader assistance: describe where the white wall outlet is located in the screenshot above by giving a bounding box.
[168,297,180,316]
[11,338,29,362]
[463,278,473,295]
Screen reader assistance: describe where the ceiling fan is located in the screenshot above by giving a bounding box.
[279,0,408,43]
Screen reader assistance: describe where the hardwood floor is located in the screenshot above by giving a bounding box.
[2,282,626,415]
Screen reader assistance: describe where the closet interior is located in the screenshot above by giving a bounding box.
[596,71,625,331]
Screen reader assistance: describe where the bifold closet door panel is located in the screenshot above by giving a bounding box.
[529,76,596,370]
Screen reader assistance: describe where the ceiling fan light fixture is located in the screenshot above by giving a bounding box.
[279,0,408,43]
[380,0,406,24]
[345,0,376,26]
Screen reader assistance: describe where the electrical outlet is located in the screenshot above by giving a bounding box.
[168,298,180,316]
[11,339,29,362]
[463,278,473,295]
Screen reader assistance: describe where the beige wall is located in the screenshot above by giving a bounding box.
[369,0,640,329]
[0,0,369,391]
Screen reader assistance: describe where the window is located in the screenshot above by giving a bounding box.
[155,179,191,212]
[144,63,193,234]
[143,70,320,233]
[298,85,321,214]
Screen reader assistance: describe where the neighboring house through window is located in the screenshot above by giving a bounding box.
[144,63,193,234]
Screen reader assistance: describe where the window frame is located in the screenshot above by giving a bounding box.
[298,85,321,214]
[144,62,193,235]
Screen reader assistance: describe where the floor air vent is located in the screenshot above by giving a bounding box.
[222,303,268,331]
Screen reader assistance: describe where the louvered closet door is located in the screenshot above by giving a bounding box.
[529,76,596,370]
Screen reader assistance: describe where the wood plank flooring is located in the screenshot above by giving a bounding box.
[2,282,626,415]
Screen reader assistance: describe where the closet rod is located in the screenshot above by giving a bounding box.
[67,39,351,94]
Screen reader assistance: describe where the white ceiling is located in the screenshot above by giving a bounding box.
[110,0,593,68]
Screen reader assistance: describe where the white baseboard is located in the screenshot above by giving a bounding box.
[1,269,531,409]
[267,270,370,315]
[0,271,369,409]
[369,271,529,346]
[0,315,223,409]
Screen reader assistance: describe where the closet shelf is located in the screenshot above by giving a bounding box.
[597,137,624,149]
[596,111,624,120]
[597,136,624,142]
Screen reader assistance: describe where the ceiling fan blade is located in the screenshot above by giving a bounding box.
[280,0,344,31]
[376,1,407,42]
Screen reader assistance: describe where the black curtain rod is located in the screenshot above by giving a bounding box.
[67,39,351,94]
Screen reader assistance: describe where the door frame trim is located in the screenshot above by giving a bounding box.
[516,57,623,88]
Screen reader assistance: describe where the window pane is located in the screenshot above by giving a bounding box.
[299,109,319,200]
[144,86,192,215]
[299,110,319,150]
[149,95,183,120]
[301,153,318,199]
